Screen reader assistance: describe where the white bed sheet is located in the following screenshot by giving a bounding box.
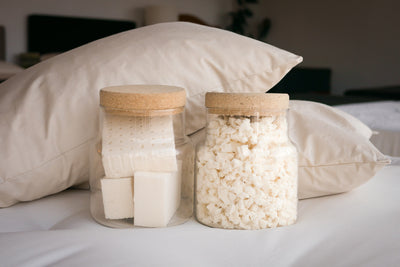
[336,101,400,158]
[1,165,399,267]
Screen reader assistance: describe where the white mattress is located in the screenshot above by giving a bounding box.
[336,101,400,158]
[1,165,399,267]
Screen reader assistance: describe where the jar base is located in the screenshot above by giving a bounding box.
[90,191,193,228]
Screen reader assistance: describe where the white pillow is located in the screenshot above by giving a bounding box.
[0,22,302,207]
[0,61,24,80]
[288,100,390,199]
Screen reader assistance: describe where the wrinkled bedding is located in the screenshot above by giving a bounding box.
[1,166,399,267]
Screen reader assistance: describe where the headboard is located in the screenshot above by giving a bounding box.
[269,67,331,94]
[27,14,136,54]
[0,25,5,60]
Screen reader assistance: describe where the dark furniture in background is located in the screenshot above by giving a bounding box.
[18,14,136,67]
[345,85,400,100]
[269,67,399,105]
[270,67,331,94]
[27,14,136,55]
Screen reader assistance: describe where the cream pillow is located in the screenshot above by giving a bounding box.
[288,100,390,199]
[0,22,302,207]
[0,61,24,80]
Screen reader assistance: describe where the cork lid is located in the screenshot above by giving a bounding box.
[100,85,186,116]
[205,92,289,116]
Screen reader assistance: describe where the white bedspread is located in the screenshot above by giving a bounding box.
[1,166,399,267]
[336,101,400,158]
[336,101,400,131]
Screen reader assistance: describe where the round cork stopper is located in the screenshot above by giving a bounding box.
[100,85,186,116]
[205,92,289,116]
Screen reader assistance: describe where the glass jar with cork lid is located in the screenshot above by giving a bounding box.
[195,92,298,230]
[90,85,194,228]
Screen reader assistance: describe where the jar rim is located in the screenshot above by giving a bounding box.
[205,92,289,115]
[100,85,186,114]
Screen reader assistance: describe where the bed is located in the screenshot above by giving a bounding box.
[1,164,399,266]
[1,16,399,266]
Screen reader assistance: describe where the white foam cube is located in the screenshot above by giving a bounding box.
[134,162,182,227]
[101,177,134,219]
[101,114,177,178]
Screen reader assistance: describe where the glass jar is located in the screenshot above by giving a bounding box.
[195,92,298,230]
[90,85,194,228]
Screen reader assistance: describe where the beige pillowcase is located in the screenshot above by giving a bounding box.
[0,22,302,207]
[0,61,24,80]
[288,100,390,199]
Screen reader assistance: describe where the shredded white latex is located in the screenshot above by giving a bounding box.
[196,114,298,229]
